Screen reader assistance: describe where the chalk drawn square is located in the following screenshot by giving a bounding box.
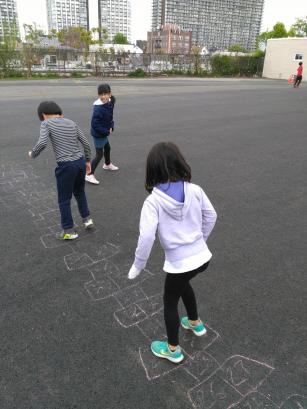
[34,209,60,227]
[114,303,148,328]
[137,313,167,341]
[84,278,118,301]
[64,252,95,270]
[108,267,153,289]
[182,350,219,383]
[220,355,274,396]
[2,194,24,209]
[139,345,183,380]
[40,233,72,249]
[89,260,120,283]
[164,366,199,396]
[95,243,120,260]
[48,224,62,234]
[179,323,219,357]
[233,392,279,409]
[137,293,163,317]
[1,183,15,192]
[114,284,147,308]
[188,372,241,409]
[75,242,120,263]
[280,395,307,409]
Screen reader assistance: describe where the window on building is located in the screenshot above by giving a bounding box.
[294,53,303,61]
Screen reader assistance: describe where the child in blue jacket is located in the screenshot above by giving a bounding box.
[86,83,119,185]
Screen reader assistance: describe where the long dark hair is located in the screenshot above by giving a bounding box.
[145,142,191,193]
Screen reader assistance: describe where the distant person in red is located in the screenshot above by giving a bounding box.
[294,62,303,88]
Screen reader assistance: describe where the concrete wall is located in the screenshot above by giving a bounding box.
[263,38,307,80]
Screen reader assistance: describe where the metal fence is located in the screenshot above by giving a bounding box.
[0,49,264,77]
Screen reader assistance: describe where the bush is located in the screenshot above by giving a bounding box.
[70,71,85,78]
[211,55,264,77]
[128,68,147,77]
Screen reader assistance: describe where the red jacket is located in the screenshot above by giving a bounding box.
[297,65,303,76]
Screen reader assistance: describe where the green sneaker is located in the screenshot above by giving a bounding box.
[181,317,207,336]
[151,341,184,363]
[56,231,78,240]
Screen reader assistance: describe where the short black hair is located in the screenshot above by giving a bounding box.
[145,142,191,193]
[299,61,303,65]
[37,101,62,121]
[98,83,111,95]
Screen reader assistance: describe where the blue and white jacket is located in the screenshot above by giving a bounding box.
[90,97,115,138]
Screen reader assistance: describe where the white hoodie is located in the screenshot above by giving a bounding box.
[133,182,217,273]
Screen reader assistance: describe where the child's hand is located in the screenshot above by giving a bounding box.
[86,161,91,175]
[28,151,33,159]
[128,265,141,280]
[109,128,113,133]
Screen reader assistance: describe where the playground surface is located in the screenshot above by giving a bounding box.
[0,77,306,409]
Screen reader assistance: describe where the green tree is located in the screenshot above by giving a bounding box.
[0,19,20,77]
[257,22,290,49]
[191,45,201,74]
[228,45,247,53]
[113,33,129,44]
[290,17,307,37]
[57,26,108,49]
[271,22,288,38]
[22,23,45,77]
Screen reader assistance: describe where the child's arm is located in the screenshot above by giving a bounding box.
[200,188,217,242]
[128,200,158,279]
[29,122,49,158]
[76,125,91,162]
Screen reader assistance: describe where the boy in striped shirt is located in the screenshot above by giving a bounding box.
[29,101,93,240]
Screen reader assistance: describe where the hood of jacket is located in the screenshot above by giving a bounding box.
[151,182,193,221]
[93,98,110,106]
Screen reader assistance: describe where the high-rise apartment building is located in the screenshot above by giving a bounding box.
[0,0,19,39]
[46,0,89,32]
[98,0,131,43]
[152,0,264,51]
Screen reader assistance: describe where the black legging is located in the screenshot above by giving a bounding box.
[163,261,210,346]
[294,75,302,87]
[90,143,111,175]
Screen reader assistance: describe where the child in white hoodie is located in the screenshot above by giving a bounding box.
[128,142,217,363]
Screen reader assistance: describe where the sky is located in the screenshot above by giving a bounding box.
[16,0,307,43]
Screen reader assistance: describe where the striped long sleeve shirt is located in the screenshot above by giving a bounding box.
[32,117,91,163]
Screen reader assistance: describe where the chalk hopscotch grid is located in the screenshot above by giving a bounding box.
[2,162,306,409]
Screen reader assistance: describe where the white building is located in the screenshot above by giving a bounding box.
[263,38,306,80]
[98,0,131,43]
[0,0,19,39]
[90,43,143,54]
[46,0,89,32]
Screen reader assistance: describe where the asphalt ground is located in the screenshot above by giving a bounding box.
[0,77,306,409]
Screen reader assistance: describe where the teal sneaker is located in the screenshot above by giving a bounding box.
[151,341,184,363]
[181,317,207,336]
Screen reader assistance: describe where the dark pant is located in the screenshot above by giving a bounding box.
[55,158,90,230]
[294,75,302,87]
[90,143,111,174]
[164,261,210,346]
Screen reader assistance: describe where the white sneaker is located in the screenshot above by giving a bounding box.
[103,163,119,171]
[83,218,94,229]
[85,174,100,184]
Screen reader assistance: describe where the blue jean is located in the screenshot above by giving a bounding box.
[55,158,90,230]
